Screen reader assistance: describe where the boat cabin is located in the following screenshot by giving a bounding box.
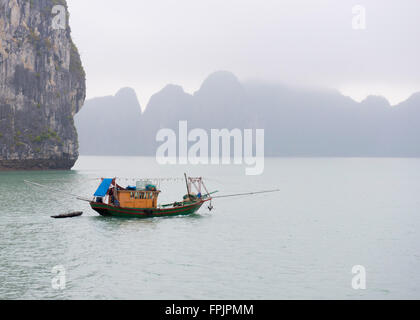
[93,178,161,209]
[116,190,160,208]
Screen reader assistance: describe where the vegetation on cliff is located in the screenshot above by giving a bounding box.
[0,0,86,170]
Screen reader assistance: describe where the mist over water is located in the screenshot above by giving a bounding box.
[1,157,419,299]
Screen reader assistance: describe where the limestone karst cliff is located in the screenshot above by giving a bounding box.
[0,0,85,170]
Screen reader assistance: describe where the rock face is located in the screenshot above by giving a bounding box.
[0,0,85,170]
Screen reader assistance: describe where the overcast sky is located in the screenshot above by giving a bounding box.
[66,0,420,107]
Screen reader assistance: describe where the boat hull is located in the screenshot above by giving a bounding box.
[90,201,205,218]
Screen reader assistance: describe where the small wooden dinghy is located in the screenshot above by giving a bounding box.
[51,211,83,219]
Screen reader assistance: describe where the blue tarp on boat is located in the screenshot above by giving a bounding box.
[94,179,113,197]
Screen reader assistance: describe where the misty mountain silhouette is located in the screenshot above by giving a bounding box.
[75,71,420,157]
[75,87,142,155]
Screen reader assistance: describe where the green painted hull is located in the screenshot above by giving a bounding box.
[90,201,205,218]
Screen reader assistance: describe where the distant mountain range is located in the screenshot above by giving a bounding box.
[75,87,142,155]
[74,71,420,157]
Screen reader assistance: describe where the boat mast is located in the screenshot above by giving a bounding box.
[184,173,191,198]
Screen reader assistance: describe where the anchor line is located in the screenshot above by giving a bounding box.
[24,180,92,202]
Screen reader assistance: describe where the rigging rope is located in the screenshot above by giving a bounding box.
[211,189,280,199]
[24,180,92,202]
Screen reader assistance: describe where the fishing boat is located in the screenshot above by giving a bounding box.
[24,176,279,220]
[89,175,214,218]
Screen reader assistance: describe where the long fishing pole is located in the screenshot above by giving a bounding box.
[211,189,280,199]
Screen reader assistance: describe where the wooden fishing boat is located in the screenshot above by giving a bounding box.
[89,175,213,219]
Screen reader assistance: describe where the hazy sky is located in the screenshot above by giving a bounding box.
[67,0,420,107]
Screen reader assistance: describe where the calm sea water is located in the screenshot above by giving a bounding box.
[0,157,419,300]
